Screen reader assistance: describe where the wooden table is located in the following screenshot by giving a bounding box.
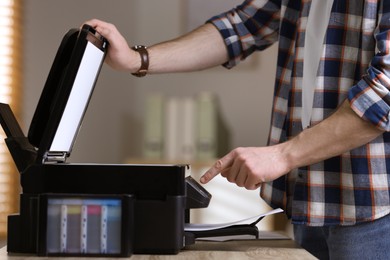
[0,238,315,259]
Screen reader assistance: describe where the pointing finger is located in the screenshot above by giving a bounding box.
[200,152,235,184]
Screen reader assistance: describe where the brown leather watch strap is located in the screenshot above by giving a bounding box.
[131,45,149,77]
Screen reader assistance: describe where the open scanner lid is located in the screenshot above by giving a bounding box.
[28,24,108,163]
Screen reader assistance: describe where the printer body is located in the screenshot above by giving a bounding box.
[1,24,259,257]
[7,162,192,257]
[0,25,211,257]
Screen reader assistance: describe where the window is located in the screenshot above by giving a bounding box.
[0,0,22,237]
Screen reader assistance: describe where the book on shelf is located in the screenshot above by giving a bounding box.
[180,97,196,161]
[143,92,230,162]
[196,92,218,160]
[163,97,181,161]
[143,94,164,159]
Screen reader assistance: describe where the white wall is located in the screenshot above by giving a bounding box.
[23,0,280,229]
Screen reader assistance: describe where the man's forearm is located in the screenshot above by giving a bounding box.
[281,100,384,171]
[85,19,228,74]
[147,23,229,74]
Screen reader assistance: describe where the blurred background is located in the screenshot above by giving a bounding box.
[0,0,288,243]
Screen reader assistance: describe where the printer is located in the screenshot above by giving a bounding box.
[0,25,259,257]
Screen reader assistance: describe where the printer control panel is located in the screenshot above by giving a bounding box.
[185,176,211,209]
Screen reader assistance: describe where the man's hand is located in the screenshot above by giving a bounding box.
[200,146,291,190]
[84,19,139,73]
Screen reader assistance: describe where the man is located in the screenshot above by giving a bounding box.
[86,0,390,258]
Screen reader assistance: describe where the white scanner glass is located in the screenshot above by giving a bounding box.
[49,42,104,152]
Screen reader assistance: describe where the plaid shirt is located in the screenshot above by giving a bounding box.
[209,0,390,226]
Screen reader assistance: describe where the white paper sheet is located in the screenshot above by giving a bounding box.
[184,208,283,231]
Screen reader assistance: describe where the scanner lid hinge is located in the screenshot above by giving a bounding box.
[43,151,68,164]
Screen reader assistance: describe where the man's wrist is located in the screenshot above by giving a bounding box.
[272,138,302,175]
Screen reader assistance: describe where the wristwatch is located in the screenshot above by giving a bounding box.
[131,45,149,77]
